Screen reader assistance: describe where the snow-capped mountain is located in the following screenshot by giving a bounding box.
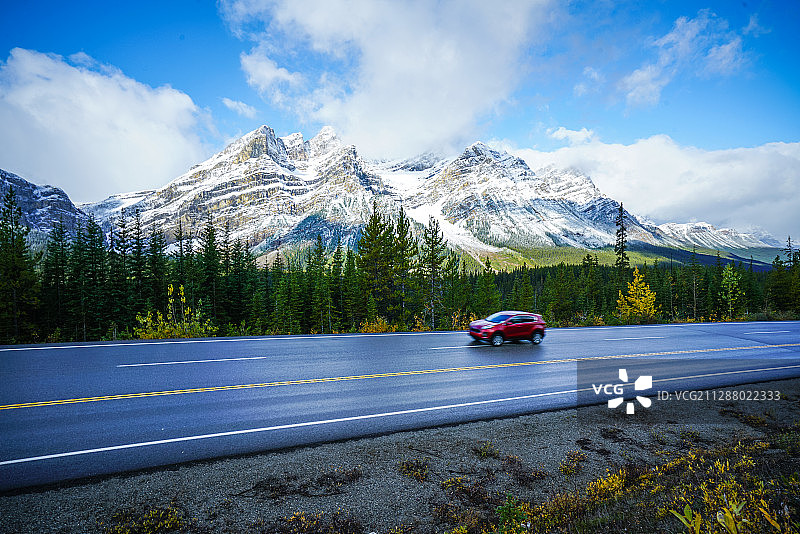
[72,124,778,257]
[82,125,384,251]
[656,222,781,250]
[0,168,90,236]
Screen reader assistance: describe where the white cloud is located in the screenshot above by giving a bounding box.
[222,97,257,118]
[743,14,769,37]
[573,66,603,97]
[515,137,800,240]
[620,64,669,107]
[0,48,208,203]
[705,37,745,75]
[549,126,595,145]
[221,0,556,159]
[240,46,302,94]
[620,9,747,107]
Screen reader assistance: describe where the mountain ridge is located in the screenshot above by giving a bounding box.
[2,124,781,262]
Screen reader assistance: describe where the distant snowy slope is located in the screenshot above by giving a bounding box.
[657,222,781,249]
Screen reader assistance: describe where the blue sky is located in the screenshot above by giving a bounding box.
[1,0,798,238]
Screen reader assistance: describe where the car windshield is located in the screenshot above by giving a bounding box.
[485,313,513,323]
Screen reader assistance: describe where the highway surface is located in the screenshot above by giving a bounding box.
[1,321,799,491]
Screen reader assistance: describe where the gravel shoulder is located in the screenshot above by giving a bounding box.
[2,377,799,533]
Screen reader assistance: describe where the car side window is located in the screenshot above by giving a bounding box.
[518,316,534,323]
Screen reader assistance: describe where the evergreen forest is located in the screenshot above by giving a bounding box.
[1,188,799,344]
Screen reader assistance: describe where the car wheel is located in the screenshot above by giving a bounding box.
[531,332,543,345]
[491,333,504,346]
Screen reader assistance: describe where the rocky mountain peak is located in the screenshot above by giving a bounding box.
[280,132,307,162]
[447,142,535,182]
[0,168,89,236]
[307,126,341,159]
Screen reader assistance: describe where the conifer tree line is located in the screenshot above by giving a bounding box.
[1,188,799,344]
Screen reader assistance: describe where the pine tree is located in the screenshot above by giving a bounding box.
[308,235,330,333]
[391,207,417,328]
[129,209,146,316]
[442,252,471,329]
[173,219,188,290]
[288,262,305,333]
[419,216,447,329]
[41,219,69,337]
[228,239,255,330]
[343,248,362,331]
[545,264,576,323]
[688,246,704,319]
[146,226,168,315]
[720,263,744,319]
[65,218,106,341]
[0,187,39,342]
[767,255,792,312]
[707,252,724,320]
[106,211,133,333]
[271,251,289,333]
[199,215,220,323]
[83,217,107,339]
[65,221,87,340]
[329,241,344,332]
[473,257,501,318]
[579,254,601,318]
[357,202,394,320]
[614,203,630,275]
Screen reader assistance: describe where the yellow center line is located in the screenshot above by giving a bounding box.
[2,343,798,411]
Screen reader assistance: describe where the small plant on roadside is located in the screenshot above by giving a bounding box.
[134,284,217,339]
[773,429,800,456]
[101,504,186,534]
[266,510,363,534]
[559,450,588,477]
[359,316,397,333]
[503,455,548,486]
[398,457,430,482]
[495,494,529,534]
[474,441,501,459]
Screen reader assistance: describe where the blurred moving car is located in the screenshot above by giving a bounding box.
[469,311,546,346]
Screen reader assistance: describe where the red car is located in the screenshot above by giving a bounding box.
[469,311,546,346]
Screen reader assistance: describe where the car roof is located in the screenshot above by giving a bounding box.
[497,311,536,315]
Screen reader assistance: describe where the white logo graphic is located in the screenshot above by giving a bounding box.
[593,369,653,414]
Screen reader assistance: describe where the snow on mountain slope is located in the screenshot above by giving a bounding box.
[80,124,778,255]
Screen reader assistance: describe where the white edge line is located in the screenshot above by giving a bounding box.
[3,363,800,467]
[742,331,790,335]
[0,331,463,352]
[555,320,800,332]
[118,356,269,368]
[604,336,666,341]
[4,321,798,352]
[652,364,800,384]
[430,345,490,350]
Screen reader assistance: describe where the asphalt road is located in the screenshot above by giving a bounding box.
[1,321,799,491]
